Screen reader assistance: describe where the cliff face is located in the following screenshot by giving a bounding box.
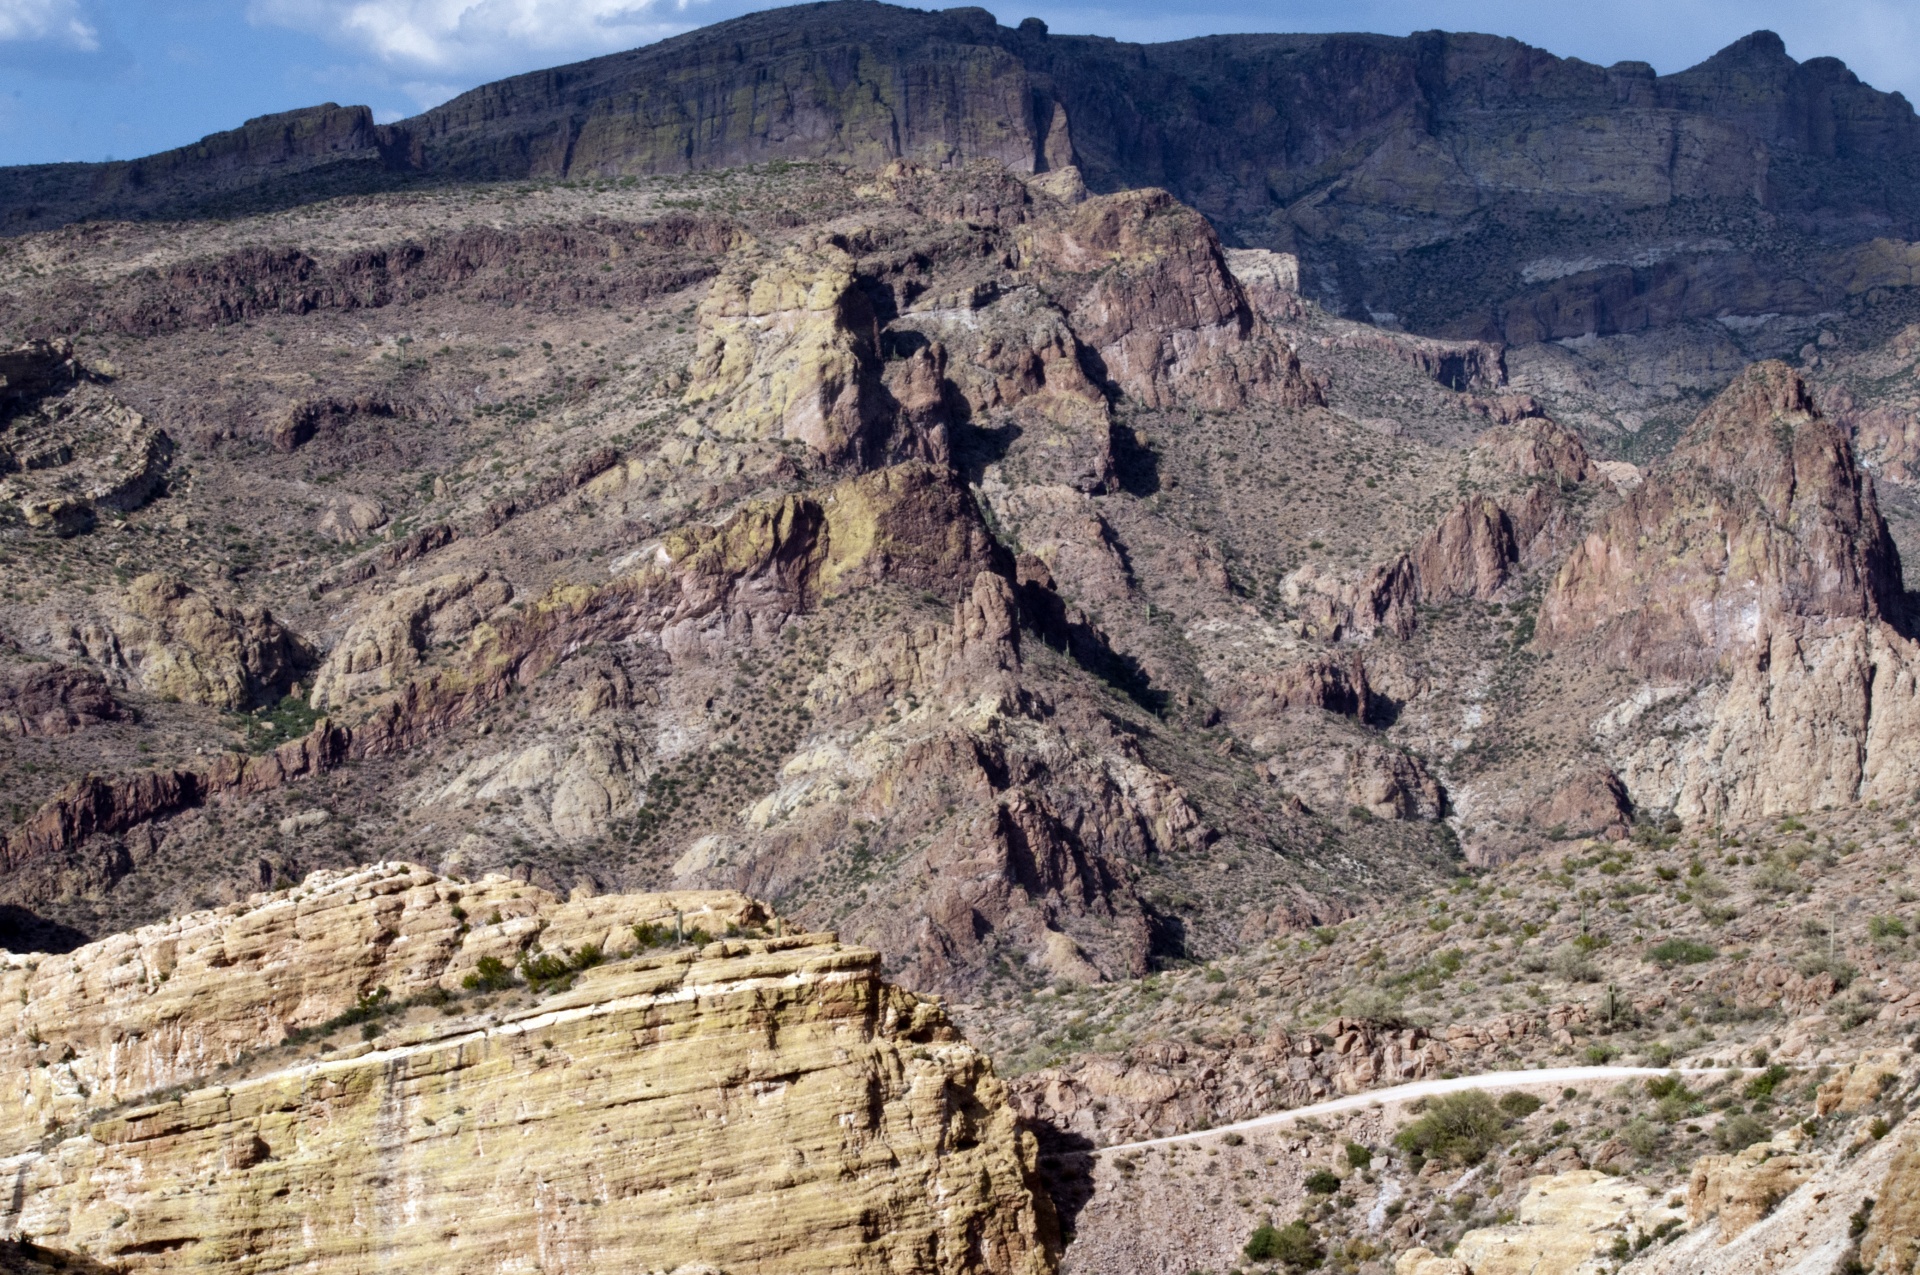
[7,5,1920,347]
[0,863,1055,1275]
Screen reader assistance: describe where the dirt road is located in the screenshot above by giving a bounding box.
[1097,1064,1747,1154]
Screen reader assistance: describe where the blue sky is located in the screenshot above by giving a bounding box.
[2,0,1917,167]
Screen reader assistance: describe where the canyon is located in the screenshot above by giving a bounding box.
[8,2,1920,1272]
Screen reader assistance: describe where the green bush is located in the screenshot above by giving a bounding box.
[1550,947,1601,983]
[1648,938,1718,966]
[462,955,516,992]
[1644,1073,1693,1101]
[1744,1064,1791,1101]
[1621,1117,1662,1157]
[1344,1142,1373,1170]
[1245,1220,1322,1269]
[1304,1168,1340,1194]
[1498,1092,1543,1118]
[1870,915,1909,940]
[1394,1091,1508,1166]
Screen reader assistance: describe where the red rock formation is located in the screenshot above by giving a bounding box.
[1539,362,1900,677]
[1027,189,1321,412]
[0,662,123,737]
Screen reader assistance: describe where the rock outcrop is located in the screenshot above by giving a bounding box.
[0,864,1056,1275]
[0,343,172,537]
[71,574,308,711]
[685,241,936,468]
[1540,362,1899,677]
[1446,1171,1681,1275]
[0,660,123,737]
[309,570,513,711]
[1687,1133,1818,1243]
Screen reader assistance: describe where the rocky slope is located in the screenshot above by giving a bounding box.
[7,8,1920,1270]
[0,862,1055,1274]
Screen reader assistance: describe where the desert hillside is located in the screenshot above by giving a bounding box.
[8,4,1920,1273]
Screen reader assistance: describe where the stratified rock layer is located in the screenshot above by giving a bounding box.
[0,864,1054,1275]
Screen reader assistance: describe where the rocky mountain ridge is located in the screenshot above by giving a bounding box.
[8,5,1920,352]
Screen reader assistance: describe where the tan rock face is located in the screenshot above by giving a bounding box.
[75,573,307,710]
[1687,1137,1818,1242]
[1815,1052,1904,1115]
[0,864,1055,1275]
[685,241,936,468]
[1861,1131,1920,1273]
[309,570,513,710]
[1451,1170,1678,1275]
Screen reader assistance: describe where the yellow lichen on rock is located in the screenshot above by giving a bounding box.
[73,572,306,710]
[683,241,885,465]
[0,864,1055,1275]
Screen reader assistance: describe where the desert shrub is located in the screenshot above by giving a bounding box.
[1550,946,1601,983]
[1395,1091,1508,1166]
[1644,1041,1675,1067]
[1648,938,1717,966]
[1716,1113,1770,1152]
[1498,1092,1543,1118]
[451,956,506,998]
[1755,856,1801,894]
[1621,1117,1663,1157]
[1870,915,1909,940]
[1796,953,1858,989]
[1245,1219,1322,1269]
[1304,1168,1341,1194]
[632,921,670,948]
[1744,1065,1791,1101]
[1646,1073,1693,1101]
[1344,1142,1373,1170]
[1342,985,1405,1021]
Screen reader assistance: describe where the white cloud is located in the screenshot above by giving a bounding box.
[0,0,99,50]
[248,0,708,72]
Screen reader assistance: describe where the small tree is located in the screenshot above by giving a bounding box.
[1394,1091,1508,1166]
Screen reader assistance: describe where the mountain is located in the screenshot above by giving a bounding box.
[7,3,1920,350]
[7,5,1920,1274]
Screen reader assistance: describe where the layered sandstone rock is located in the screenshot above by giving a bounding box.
[0,864,1054,1275]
